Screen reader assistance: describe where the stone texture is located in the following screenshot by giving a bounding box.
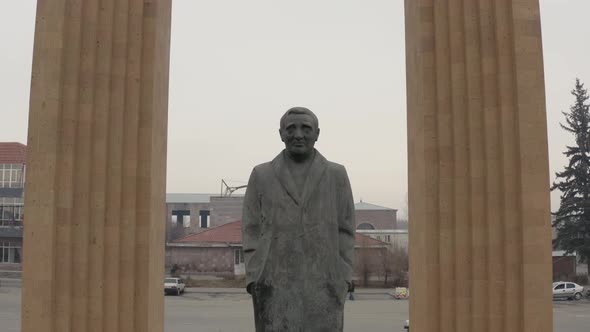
[243,110,356,332]
[243,149,356,332]
[405,0,553,331]
[22,1,171,332]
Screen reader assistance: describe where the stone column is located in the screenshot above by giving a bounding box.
[22,1,171,331]
[405,0,552,331]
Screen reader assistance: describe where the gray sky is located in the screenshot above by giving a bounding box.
[1,1,589,217]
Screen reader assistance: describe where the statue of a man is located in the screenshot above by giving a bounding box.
[242,107,355,332]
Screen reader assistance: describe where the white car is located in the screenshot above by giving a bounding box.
[552,281,584,300]
[165,277,186,295]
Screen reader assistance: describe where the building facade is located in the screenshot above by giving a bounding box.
[166,221,244,277]
[552,251,577,282]
[0,143,26,270]
[165,193,244,242]
[166,221,394,281]
[167,197,405,245]
[354,201,408,250]
[164,198,408,280]
[552,218,589,277]
[355,201,398,230]
[356,229,408,251]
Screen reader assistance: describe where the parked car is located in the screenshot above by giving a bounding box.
[552,281,584,300]
[165,277,186,295]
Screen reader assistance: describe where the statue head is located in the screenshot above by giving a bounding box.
[279,107,320,160]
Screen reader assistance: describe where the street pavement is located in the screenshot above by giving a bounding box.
[166,288,407,332]
[1,287,589,331]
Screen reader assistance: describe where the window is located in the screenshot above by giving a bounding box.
[0,164,24,189]
[182,215,190,228]
[0,205,24,226]
[566,283,576,289]
[386,235,391,242]
[0,241,21,263]
[171,210,190,227]
[554,284,565,290]
[357,222,375,230]
[199,210,210,228]
[234,249,244,265]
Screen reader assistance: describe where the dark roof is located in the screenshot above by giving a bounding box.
[0,143,26,164]
[174,221,242,244]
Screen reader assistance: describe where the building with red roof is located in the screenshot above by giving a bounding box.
[173,220,242,245]
[355,232,390,248]
[166,194,244,242]
[0,142,26,164]
[166,221,245,277]
[165,221,395,281]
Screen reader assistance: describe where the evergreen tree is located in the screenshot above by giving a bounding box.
[552,78,590,274]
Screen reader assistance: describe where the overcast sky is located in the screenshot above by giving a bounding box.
[1,1,589,217]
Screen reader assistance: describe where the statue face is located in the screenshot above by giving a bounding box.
[279,113,320,158]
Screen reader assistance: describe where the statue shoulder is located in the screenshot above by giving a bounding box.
[251,161,273,177]
[326,161,348,176]
[325,162,352,188]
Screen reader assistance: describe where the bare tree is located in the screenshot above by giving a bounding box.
[357,236,372,287]
[379,249,393,287]
[390,245,409,287]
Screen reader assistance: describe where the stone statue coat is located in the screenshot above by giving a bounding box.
[242,150,355,332]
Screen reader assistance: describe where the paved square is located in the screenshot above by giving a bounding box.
[165,290,408,332]
[1,287,589,331]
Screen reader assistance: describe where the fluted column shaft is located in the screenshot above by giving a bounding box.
[22,1,171,331]
[405,0,552,331]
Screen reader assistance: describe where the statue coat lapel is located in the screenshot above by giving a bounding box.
[271,150,328,207]
[300,151,328,207]
[271,151,301,205]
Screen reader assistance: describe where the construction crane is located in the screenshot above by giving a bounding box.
[220,179,247,197]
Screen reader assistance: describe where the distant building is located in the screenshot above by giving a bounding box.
[165,221,392,279]
[356,228,408,250]
[552,216,589,276]
[354,200,407,250]
[166,193,244,242]
[164,197,408,278]
[166,196,405,243]
[354,233,391,283]
[0,142,26,270]
[166,221,244,277]
[355,201,398,230]
[552,250,577,281]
